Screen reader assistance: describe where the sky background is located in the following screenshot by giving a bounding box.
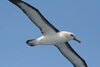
[1,0,100,67]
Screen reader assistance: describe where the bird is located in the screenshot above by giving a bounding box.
[9,0,87,67]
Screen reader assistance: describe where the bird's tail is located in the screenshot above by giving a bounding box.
[26,39,36,46]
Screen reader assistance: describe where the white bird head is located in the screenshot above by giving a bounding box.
[62,31,81,43]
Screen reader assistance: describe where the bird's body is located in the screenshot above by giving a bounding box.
[28,31,73,45]
[9,0,87,67]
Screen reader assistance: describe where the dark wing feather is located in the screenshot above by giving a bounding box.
[55,42,87,67]
[9,0,59,35]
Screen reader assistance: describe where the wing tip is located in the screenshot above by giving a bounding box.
[9,0,21,4]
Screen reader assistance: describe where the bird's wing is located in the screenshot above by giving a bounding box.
[55,42,87,67]
[9,0,59,35]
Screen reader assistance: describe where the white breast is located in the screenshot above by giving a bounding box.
[35,32,67,45]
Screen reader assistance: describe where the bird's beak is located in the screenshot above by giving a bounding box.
[73,37,81,43]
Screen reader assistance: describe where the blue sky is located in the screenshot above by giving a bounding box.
[1,0,100,67]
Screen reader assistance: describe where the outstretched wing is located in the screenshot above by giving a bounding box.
[9,0,59,35]
[55,42,87,67]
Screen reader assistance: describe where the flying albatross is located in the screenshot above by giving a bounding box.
[9,0,87,67]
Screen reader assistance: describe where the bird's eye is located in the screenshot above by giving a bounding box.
[70,34,74,36]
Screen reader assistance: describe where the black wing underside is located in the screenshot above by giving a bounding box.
[9,0,59,35]
[55,42,87,67]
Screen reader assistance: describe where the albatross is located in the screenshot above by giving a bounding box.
[9,0,87,67]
